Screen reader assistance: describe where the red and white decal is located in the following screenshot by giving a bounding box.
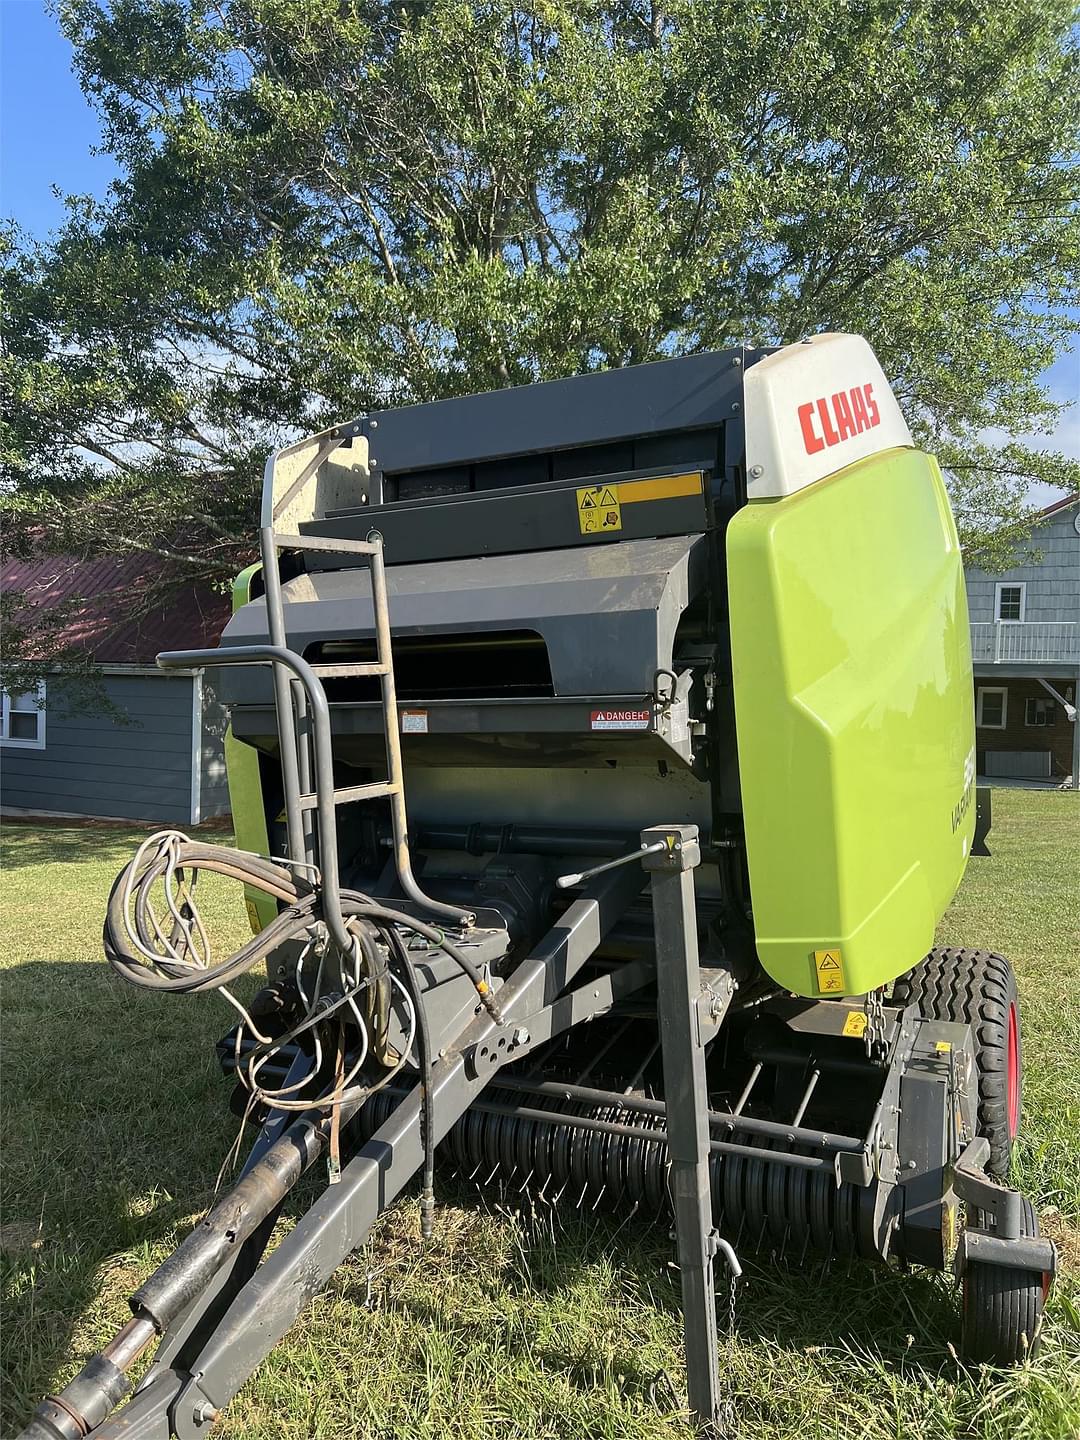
[744,334,912,500]
[590,708,651,731]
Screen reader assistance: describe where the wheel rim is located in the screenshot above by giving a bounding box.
[1007,1002,1020,1138]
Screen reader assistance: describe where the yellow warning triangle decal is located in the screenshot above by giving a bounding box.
[818,954,840,969]
[579,491,596,508]
[599,488,617,506]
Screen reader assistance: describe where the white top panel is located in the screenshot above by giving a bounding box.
[744,333,913,500]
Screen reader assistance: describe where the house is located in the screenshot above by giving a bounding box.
[964,492,1080,787]
[1,554,233,823]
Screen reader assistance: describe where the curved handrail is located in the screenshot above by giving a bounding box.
[157,644,471,951]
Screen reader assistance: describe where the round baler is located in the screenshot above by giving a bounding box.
[20,336,1055,1440]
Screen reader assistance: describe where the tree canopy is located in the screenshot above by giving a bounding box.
[3,0,1079,677]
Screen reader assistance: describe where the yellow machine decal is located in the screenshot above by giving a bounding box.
[577,484,622,533]
[621,472,704,504]
[842,1010,867,1038]
[814,948,846,994]
[575,471,703,534]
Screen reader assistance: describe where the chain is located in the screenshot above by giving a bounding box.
[697,1268,739,1439]
[864,986,889,1063]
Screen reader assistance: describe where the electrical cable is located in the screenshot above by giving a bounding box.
[102,832,490,1166]
[105,833,501,1019]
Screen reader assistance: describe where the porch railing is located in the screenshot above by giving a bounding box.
[970,621,1079,664]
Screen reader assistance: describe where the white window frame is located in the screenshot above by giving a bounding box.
[1,681,47,749]
[994,581,1026,623]
[976,686,1008,730]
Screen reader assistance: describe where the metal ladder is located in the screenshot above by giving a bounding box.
[257,521,472,929]
[160,521,472,948]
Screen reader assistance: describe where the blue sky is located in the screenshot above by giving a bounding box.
[1,2,119,236]
[2,0,1076,484]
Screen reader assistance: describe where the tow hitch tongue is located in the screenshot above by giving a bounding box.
[16,338,1052,1437]
[23,1103,342,1440]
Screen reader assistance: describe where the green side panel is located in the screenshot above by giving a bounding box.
[223,563,276,934]
[727,448,976,998]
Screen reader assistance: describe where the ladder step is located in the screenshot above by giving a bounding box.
[297,781,400,810]
[309,662,389,678]
[274,531,380,557]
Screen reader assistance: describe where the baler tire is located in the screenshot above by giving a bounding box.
[892,947,1021,1179]
[961,1198,1046,1365]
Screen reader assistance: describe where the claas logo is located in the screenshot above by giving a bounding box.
[797,383,881,455]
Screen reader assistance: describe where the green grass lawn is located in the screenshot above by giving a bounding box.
[2,791,1078,1440]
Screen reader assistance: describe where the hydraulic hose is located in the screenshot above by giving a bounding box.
[101,829,502,1146]
[103,833,501,1020]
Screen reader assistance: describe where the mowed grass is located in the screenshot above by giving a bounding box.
[1,791,1078,1440]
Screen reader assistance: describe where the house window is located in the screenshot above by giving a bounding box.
[977,686,1007,730]
[995,582,1026,622]
[1,683,47,748]
[1025,697,1056,727]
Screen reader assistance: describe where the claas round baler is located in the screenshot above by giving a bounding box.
[21,335,1055,1440]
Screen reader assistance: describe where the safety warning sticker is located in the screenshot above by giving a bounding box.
[401,709,429,733]
[590,708,650,730]
[813,948,846,994]
[576,483,622,534]
[842,1010,867,1038]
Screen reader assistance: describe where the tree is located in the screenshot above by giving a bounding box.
[3,0,1078,674]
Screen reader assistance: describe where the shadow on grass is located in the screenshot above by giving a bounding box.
[336,1176,964,1394]
[0,819,233,871]
[1,956,960,1437]
[0,958,252,1435]
[0,821,143,872]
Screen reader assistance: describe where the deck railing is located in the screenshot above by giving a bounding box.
[970,621,1079,664]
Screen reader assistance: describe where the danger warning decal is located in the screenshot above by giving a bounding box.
[576,484,621,534]
[813,948,846,994]
[590,708,651,731]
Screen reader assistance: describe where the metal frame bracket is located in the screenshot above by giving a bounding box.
[642,822,721,1432]
[953,1136,1056,1278]
[955,1227,1057,1278]
[695,968,735,1047]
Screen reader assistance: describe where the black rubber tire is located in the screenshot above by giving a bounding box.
[962,1197,1046,1365]
[892,947,1021,1179]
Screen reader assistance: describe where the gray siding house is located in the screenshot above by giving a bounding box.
[964,492,1080,786]
[1,554,233,823]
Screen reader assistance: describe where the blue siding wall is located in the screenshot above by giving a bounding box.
[1,672,197,822]
[965,503,1080,624]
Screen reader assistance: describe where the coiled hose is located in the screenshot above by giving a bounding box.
[103,831,502,1234]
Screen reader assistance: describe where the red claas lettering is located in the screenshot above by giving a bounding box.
[798,402,824,454]
[832,390,856,441]
[797,381,882,455]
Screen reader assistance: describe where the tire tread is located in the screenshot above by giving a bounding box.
[962,1198,1043,1365]
[892,946,1019,1178]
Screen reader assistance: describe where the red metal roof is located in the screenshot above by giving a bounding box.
[1,552,232,664]
[1039,492,1079,519]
